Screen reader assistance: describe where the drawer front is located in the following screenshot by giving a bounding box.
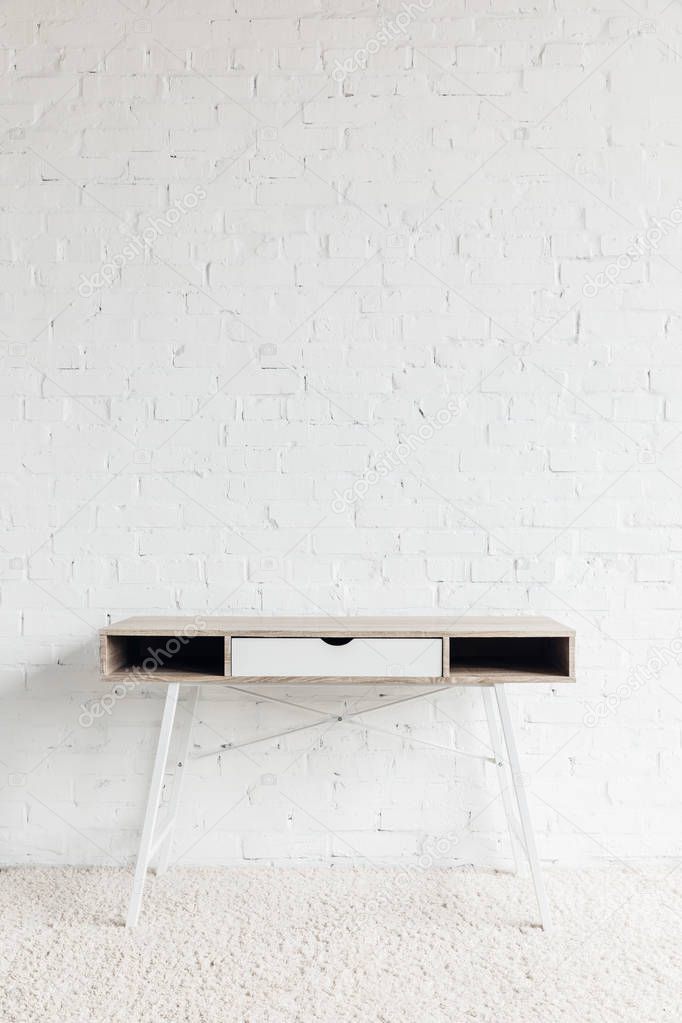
[230,637,442,678]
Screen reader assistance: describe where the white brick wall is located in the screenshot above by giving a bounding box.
[1,0,681,869]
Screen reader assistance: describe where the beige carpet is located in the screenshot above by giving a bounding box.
[0,865,679,1022]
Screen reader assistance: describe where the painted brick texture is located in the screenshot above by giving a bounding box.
[1,0,681,867]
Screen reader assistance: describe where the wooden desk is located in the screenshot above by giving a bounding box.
[100,615,575,929]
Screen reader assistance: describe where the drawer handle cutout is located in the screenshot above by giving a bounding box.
[321,637,353,646]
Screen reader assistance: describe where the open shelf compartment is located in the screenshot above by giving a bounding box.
[102,633,226,680]
[449,635,572,681]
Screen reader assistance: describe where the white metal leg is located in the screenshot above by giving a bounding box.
[482,686,522,875]
[123,680,550,929]
[494,684,552,931]
[156,685,199,875]
[126,682,180,928]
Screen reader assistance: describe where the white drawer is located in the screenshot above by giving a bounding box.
[230,637,442,678]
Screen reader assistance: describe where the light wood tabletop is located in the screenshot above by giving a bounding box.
[100,614,575,686]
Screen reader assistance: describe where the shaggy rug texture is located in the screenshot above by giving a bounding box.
[0,865,679,1022]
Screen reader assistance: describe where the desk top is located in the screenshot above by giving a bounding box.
[100,615,575,685]
[101,614,574,638]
